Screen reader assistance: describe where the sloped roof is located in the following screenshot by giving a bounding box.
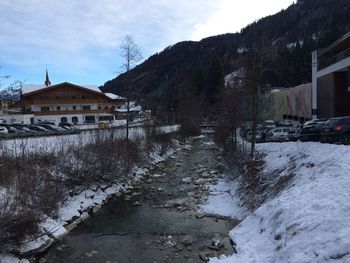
[22,82,124,100]
[104,93,126,100]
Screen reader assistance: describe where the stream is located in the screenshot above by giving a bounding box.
[40,136,239,263]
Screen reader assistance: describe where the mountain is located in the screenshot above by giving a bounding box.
[101,0,350,115]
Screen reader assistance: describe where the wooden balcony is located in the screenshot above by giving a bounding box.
[34,109,113,116]
[31,99,109,104]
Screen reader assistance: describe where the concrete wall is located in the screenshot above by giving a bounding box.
[260,84,312,121]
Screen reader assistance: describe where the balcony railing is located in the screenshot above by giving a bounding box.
[34,109,113,116]
[318,47,350,71]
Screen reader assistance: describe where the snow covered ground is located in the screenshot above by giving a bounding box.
[0,136,180,262]
[210,141,350,263]
[200,180,245,220]
[0,125,180,155]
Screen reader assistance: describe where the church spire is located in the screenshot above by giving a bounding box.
[45,68,51,86]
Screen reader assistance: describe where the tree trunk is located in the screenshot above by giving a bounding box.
[126,100,130,141]
[250,90,258,157]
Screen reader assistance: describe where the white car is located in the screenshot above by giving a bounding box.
[0,126,9,134]
[265,120,276,129]
[266,128,291,142]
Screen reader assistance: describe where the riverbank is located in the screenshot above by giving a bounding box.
[38,135,239,263]
[209,141,350,263]
[0,126,180,263]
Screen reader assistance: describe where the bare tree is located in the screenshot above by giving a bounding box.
[120,35,142,141]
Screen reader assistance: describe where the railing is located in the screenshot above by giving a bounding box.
[34,109,113,116]
[318,48,350,71]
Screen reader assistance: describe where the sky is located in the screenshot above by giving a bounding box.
[0,0,295,88]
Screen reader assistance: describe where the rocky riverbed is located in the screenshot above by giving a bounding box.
[39,136,240,263]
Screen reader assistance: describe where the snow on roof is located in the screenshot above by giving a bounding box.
[22,83,124,100]
[104,93,126,100]
[22,84,46,94]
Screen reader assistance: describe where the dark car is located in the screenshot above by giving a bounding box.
[38,124,66,132]
[11,124,35,133]
[288,129,300,141]
[27,125,49,132]
[320,117,350,144]
[299,119,328,141]
[0,124,25,134]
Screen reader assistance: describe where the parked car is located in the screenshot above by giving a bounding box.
[302,118,328,128]
[27,125,50,132]
[276,120,293,127]
[0,124,25,134]
[59,124,72,130]
[38,124,66,132]
[265,128,291,142]
[59,123,76,129]
[320,116,350,144]
[264,120,276,129]
[11,124,35,133]
[299,119,328,141]
[288,129,300,141]
[0,126,9,134]
[246,130,265,143]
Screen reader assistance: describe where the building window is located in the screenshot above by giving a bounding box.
[41,106,50,112]
[57,106,61,111]
[82,105,91,110]
[85,115,95,123]
[72,116,78,124]
[73,106,76,110]
[99,115,114,121]
[98,106,102,110]
[61,117,68,124]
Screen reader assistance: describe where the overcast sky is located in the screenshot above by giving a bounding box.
[0,0,294,87]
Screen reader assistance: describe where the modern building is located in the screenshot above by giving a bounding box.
[11,73,125,125]
[312,31,350,119]
[260,84,312,124]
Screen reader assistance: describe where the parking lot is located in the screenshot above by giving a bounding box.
[242,116,350,145]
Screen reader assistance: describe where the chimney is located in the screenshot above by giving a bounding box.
[45,68,51,86]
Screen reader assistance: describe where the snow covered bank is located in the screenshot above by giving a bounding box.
[1,125,180,155]
[200,180,245,220]
[1,137,180,263]
[210,141,350,263]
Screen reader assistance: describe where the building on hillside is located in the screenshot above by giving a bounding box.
[312,31,350,119]
[11,73,125,125]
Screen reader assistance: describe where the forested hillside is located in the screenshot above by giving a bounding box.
[102,0,350,116]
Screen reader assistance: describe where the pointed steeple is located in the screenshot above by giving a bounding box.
[45,68,51,86]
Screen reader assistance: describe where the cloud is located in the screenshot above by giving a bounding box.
[0,0,294,85]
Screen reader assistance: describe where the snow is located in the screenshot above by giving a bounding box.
[0,255,29,263]
[237,47,248,54]
[104,93,125,100]
[200,180,245,220]
[0,132,180,262]
[286,41,304,49]
[210,141,350,263]
[21,83,123,100]
[1,125,180,154]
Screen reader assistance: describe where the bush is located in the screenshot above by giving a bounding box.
[0,189,41,254]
